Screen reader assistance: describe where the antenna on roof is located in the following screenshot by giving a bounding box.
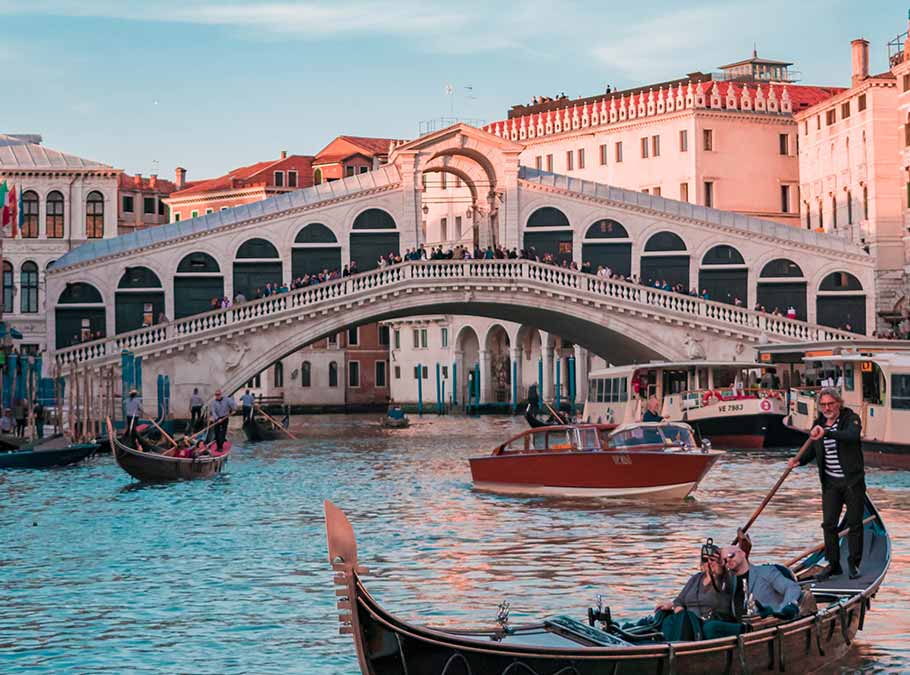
[753,42,758,58]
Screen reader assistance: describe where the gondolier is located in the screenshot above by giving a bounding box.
[210,389,236,452]
[239,389,255,424]
[189,388,204,431]
[125,389,141,440]
[788,386,865,580]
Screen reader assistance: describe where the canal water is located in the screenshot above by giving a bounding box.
[1,415,907,674]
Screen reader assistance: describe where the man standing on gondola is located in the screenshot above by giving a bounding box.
[788,387,865,580]
[239,389,255,425]
[125,388,141,440]
[210,389,236,452]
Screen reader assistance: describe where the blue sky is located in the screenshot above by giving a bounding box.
[1,1,904,179]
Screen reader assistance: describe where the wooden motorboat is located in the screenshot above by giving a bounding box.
[324,496,890,675]
[0,434,97,469]
[470,422,721,499]
[380,415,410,429]
[107,420,230,481]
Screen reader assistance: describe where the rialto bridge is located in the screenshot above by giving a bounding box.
[46,124,870,401]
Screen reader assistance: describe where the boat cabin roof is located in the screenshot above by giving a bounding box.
[589,360,762,378]
[756,341,910,364]
[804,353,910,369]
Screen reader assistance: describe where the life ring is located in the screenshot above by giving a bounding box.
[702,391,713,406]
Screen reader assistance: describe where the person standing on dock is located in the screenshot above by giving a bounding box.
[189,388,204,431]
[787,387,865,580]
[125,388,142,440]
[210,389,236,452]
[239,389,255,424]
[32,399,44,439]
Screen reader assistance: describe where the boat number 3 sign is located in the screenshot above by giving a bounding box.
[760,399,772,412]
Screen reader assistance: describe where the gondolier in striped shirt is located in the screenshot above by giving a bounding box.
[788,387,865,580]
[125,389,141,440]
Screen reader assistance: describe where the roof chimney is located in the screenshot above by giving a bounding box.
[280,150,287,160]
[134,173,142,187]
[851,38,869,87]
[175,166,186,190]
[149,174,157,189]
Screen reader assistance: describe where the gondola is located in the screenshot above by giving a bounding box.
[325,496,890,675]
[107,420,230,481]
[0,433,29,452]
[0,434,97,469]
[242,415,286,442]
[524,403,569,428]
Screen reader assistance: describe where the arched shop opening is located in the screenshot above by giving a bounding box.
[485,325,512,403]
[115,266,164,334]
[174,252,224,318]
[523,207,573,265]
[349,209,399,272]
[292,223,342,278]
[640,232,689,288]
[757,259,806,320]
[56,282,105,348]
[817,271,866,334]
[233,238,282,300]
[581,219,631,276]
[698,245,747,305]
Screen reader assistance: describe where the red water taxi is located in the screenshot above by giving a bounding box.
[469,422,722,499]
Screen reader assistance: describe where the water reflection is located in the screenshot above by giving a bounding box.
[0,415,906,674]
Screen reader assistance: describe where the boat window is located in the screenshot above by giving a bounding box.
[548,430,575,450]
[529,431,549,450]
[711,368,736,388]
[609,426,664,448]
[891,374,910,410]
[660,425,696,447]
[577,428,599,450]
[588,379,600,401]
[843,365,855,392]
[592,377,628,403]
[861,362,884,405]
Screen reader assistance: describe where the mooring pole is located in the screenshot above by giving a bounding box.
[417,363,423,416]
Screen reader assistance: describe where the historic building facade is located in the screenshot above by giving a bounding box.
[893,19,910,319]
[117,172,177,235]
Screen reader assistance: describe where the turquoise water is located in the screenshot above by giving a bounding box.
[1,415,907,674]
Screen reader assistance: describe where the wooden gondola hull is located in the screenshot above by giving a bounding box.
[112,439,230,481]
[242,418,282,443]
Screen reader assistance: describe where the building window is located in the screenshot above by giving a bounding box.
[779,133,789,156]
[1,261,11,313]
[442,366,449,378]
[122,195,134,213]
[143,197,155,214]
[566,150,574,171]
[455,216,462,238]
[191,210,199,218]
[651,135,660,157]
[831,196,838,229]
[440,173,447,190]
[47,191,64,238]
[803,121,808,136]
[826,109,836,126]
[905,120,910,147]
[158,201,166,216]
[20,261,38,313]
[847,191,853,224]
[816,114,821,130]
[546,154,553,172]
[599,144,607,165]
[904,74,910,92]
[288,170,298,188]
[86,191,104,239]
[420,328,428,348]
[441,327,449,347]
[314,168,323,184]
[301,361,311,387]
[174,212,181,222]
[375,361,387,388]
[704,181,714,208]
[858,94,866,111]
[274,362,284,388]
[702,129,713,151]
[328,361,338,387]
[393,329,400,349]
[412,328,420,348]
[680,182,689,202]
[780,185,790,213]
[274,170,285,187]
[841,101,850,119]
[863,186,869,219]
[535,155,542,170]
[679,129,688,152]
[394,365,401,379]
[577,148,585,169]
[348,361,360,387]
[205,208,214,215]
[640,137,649,159]
[615,142,623,162]
[347,326,359,346]
[345,166,355,178]
[359,166,368,174]
[245,373,261,388]
[327,333,338,347]
[413,365,429,379]
[440,217,447,241]
[652,186,661,196]
[805,204,812,229]
[379,325,390,346]
[21,190,39,238]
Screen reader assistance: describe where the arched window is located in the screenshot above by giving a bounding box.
[760,259,803,278]
[817,272,865,334]
[758,259,807,320]
[526,207,570,228]
[236,238,280,258]
[294,223,338,243]
[701,245,745,265]
[46,191,64,238]
[352,209,396,230]
[644,231,686,252]
[177,252,221,273]
[86,191,104,239]
[301,361,311,387]
[581,219,631,276]
[21,190,39,238]
[314,168,323,185]
[699,245,747,305]
[820,271,862,291]
[274,362,284,388]
[328,361,338,387]
[20,261,38,314]
[584,219,628,239]
[2,261,13,313]
[641,232,689,288]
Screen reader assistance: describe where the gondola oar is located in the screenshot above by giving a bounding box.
[739,436,813,538]
[542,401,567,425]
[186,416,223,442]
[254,405,298,439]
[785,514,876,570]
[144,413,178,449]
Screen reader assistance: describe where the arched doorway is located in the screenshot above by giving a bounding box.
[56,282,105,348]
[641,232,689,288]
[115,266,164,333]
[234,238,282,299]
[698,244,747,305]
[455,325,480,405]
[292,223,341,277]
[523,207,573,264]
[349,209,398,271]
[581,219,631,276]
[485,325,511,403]
[817,272,865,333]
[757,259,806,319]
[174,252,224,318]
[516,325,543,402]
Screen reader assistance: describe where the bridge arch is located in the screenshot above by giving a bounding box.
[641,231,689,288]
[56,281,106,348]
[116,266,165,334]
[349,207,399,271]
[174,252,224,319]
[698,244,747,305]
[292,223,341,278]
[233,237,282,299]
[757,258,806,320]
[581,218,632,276]
[817,271,865,334]
[524,206,573,264]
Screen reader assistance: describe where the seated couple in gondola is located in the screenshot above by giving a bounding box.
[651,537,803,641]
[173,438,210,459]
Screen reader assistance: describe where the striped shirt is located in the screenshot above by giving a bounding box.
[823,422,845,478]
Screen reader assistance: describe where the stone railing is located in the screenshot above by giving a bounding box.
[53,260,856,369]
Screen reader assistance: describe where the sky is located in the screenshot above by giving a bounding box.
[1,1,905,179]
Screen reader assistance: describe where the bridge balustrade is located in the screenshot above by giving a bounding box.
[52,260,855,369]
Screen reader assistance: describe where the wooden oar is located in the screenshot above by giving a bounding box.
[786,514,876,570]
[739,436,814,537]
[254,404,298,439]
[542,401,566,425]
[143,413,178,448]
[186,416,222,442]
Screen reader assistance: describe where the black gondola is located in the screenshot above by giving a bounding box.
[524,403,570,428]
[0,434,97,469]
[324,497,890,675]
[242,414,286,442]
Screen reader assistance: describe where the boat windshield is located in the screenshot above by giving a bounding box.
[608,426,664,448]
[660,425,696,447]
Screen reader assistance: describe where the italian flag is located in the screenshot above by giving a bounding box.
[1,180,19,237]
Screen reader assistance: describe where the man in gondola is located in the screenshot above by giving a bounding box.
[787,387,865,580]
[210,389,236,452]
[125,388,142,441]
